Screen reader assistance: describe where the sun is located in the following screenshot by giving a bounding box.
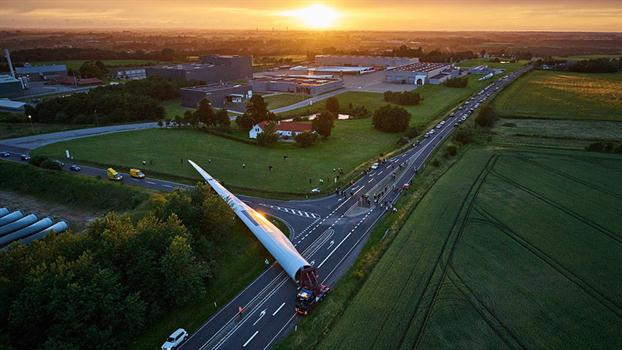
[282,4,340,29]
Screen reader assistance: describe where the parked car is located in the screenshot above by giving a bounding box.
[20,154,30,161]
[0,152,10,157]
[311,188,321,193]
[371,163,379,170]
[70,164,81,172]
[161,328,188,350]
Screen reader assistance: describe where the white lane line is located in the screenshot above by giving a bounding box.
[367,179,374,184]
[263,314,296,350]
[252,309,266,326]
[243,331,259,348]
[272,302,286,316]
[378,171,383,175]
[162,184,173,188]
[146,181,156,184]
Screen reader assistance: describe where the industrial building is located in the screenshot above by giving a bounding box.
[252,75,343,96]
[15,63,67,81]
[315,55,419,68]
[111,67,147,80]
[180,83,251,110]
[289,65,375,76]
[0,99,27,113]
[384,62,453,85]
[146,55,252,83]
[0,75,26,97]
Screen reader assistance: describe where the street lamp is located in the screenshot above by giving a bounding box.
[27,114,34,134]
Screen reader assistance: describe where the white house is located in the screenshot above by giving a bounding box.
[249,121,313,139]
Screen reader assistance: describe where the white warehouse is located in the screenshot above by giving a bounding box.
[384,62,453,85]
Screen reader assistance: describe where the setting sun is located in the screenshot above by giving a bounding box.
[281,4,341,29]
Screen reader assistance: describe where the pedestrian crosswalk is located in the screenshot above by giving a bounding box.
[258,203,321,219]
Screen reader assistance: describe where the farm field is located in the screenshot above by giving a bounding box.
[31,59,157,70]
[263,93,309,109]
[280,75,496,128]
[33,119,401,195]
[493,71,622,121]
[318,146,622,349]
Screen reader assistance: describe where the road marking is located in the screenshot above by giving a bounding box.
[252,309,266,326]
[327,240,334,249]
[243,331,259,348]
[367,179,374,183]
[264,314,296,350]
[162,184,173,188]
[146,181,156,184]
[272,302,286,316]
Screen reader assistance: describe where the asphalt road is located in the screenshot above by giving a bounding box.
[0,67,531,349]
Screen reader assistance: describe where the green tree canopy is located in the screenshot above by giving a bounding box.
[372,105,411,132]
[312,110,336,138]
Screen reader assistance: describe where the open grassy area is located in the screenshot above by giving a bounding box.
[0,122,91,140]
[161,99,195,119]
[31,59,157,70]
[317,146,622,349]
[130,218,275,350]
[263,93,309,109]
[33,120,401,196]
[493,71,622,121]
[457,58,529,73]
[280,75,495,128]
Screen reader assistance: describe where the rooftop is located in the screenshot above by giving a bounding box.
[150,63,215,71]
[254,74,341,86]
[390,62,451,73]
[15,64,67,74]
[0,99,27,109]
[181,83,247,93]
[0,74,20,84]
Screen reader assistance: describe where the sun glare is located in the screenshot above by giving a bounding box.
[282,4,340,29]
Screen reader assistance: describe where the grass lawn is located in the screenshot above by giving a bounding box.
[263,93,309,109]
[280,75,496,128]
[33,119,401,195]
[31,59,157,70]
[130,219,274,350]
[161,99,195,119]
[0,122,91,140]
[493,70,622,121]
[317,146,622,349]
[457,58,529,73]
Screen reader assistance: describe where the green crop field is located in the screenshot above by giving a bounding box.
[31,59,157,70]
[493,71,622,121]
[33,119,401,195]
[318,146,622,349]
[281,75,495,128]
[263,93,309,109]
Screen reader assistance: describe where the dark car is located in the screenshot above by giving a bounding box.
[69,164,81,172]
[20,154,31,161]
[0,152,10,157]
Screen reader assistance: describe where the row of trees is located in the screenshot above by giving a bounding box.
[24,77,186,124]
[444,77,468,88]
[236,95,277,131]
[383,91,421,105]
[9,47,178,63]
[585,142,622,154]
[0,184,235,349]
[390,45,477,63]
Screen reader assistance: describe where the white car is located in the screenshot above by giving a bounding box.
[371,163,379,170]
[311,188,321,193]
[162,328,188,350]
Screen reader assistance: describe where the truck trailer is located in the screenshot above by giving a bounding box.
[188,160,329,315]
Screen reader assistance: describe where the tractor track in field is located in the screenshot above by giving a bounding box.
[472,206,622,319]
[511,154,622,200]
[490,170,622,245]
[396,154,499,350]
[447,265,526,350]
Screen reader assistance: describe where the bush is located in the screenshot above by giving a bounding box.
[398,136,410,146]
[39,159,64,171]
[326,97,340,114]
[294,131,319,148]
[405,127,419,139]
[344,105,371,119]
[475,104,496,128]
[372,105,411,133]
[312,110,336,138]
[444,77,468,88]
[28,155,49,167]
[453,128,473,144]
[383,91,421,105]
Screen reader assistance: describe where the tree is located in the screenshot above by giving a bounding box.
[196,98,215,126]
[294,131,319,147]
[312,111,335,138]
[160,235,207,306]
[372,105,411,132]
[325,97,340,114]
[256,121,279,146]
[78,60,106,79]
[236,113,254,131]
[214,109,230,129]
[160,48,175,61]
[475,104,496,128]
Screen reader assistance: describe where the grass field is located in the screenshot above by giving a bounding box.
[0,122,91,140]
[33,119,401,195]
[555,54,622,61]
[318,146,622,349]
[161,99,195,118]
[280,75,495,128]
[493,71,622,121]
[31,59,157,70]
[263,93,309,109]
[457,58,529,72]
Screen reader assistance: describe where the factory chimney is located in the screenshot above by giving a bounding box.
[3,49,16,78]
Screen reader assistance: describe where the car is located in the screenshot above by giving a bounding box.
[423,133,430,138]
[454,122,459,127]
[371,163,379,170]
[161,328,188,350]
[70,164,81,172]
[20,154,30,161]
[311,188,321,193]
[0,152,10,157]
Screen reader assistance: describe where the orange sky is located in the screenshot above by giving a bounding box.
[1,0,621,31]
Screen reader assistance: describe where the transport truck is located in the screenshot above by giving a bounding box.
[188,160,330,315]
[107,168,123,181]
[130,168,145,179]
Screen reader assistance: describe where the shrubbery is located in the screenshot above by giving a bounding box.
[372,105,411,133]
[585,141,622,154]
[294,131,319,147]
[475,104,496,128]
[444,77,468,88]
[383,91,421,105]
[343,103,371,119]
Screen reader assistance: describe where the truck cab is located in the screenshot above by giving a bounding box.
[130,168,145,179]
[107,168,123,181]
[294,266,330,315]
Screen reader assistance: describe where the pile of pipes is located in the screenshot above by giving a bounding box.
[0,207,68,248]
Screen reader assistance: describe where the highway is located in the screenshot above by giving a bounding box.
[0,66,531,349]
